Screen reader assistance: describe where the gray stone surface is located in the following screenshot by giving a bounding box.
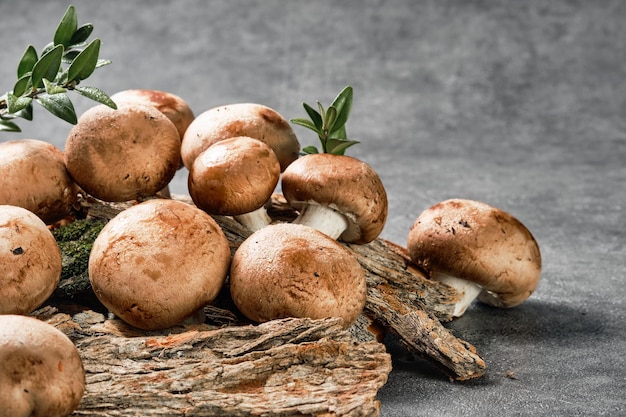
[1,1,624,415]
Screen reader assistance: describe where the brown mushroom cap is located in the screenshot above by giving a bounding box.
[407,198,542,309]
[0,205,62,315]
[64,103,181,202]
[0,315,85,417]
[110,89,195,140]
[229,223,367,328]
[281,153,388,244]
[88,199,231,330]
[0,139,78,224]
[189,136,280,216]
[180,103,300,171]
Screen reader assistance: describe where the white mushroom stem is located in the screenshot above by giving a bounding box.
[292,203,349,240]
[430,271,482,317]
[234,206,272,232]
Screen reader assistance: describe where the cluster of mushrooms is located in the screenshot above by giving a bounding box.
[0,89,542,417]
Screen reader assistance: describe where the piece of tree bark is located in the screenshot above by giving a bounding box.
[347,240,486,380]
[35,306,390,417]
[59,193,485,380]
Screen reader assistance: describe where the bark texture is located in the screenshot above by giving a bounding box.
[35,307,389,416]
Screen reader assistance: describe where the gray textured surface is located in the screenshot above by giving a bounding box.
[1,1,625,415]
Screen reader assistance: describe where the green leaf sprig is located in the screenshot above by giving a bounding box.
[0,5,116,132]
[291,85,360,155]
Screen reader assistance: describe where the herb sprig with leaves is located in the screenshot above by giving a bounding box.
[291,85,359,155]
[0,5,116,132]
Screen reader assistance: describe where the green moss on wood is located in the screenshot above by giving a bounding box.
[50,218,106,310]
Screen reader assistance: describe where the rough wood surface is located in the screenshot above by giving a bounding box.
[348,240,486,380]
[57,193,485,381]
[35,307,389,417]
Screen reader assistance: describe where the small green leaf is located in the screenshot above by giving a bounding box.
[36,94,77,124]
[326,138,359,155]
[74,86,117,108]
[330,85,352,131]
[62,50,81,63]
[70,23,94,46]
[44,79,67,94]
[31,44,64,88]
[0,119,21,132]
[324,106,337,131]
[17,46,38,78]
[290,117,320,133]
[330,124,347,140]
[331,85,353,108]
[68,38,100,81]
[16,104,34,121]
[13,74,31,97]
[54,5,78,47]
[317,101,325,122]
[303,102,322,129]
[301,145,319,154]
[325,138,360,155]
[7,93,33,114]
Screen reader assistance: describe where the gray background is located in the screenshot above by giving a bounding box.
[1,1,624,415]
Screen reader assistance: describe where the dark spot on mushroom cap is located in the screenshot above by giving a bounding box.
[12,247,23,255]
[259,107,290,130]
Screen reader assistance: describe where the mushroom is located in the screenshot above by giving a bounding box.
[188,136,281,231]
[0,205,62,315]
[229,223,367,328]
[280,153,388,244]
[88,198,231,330]
[64,103,181,202]
[180,103,300,171]
[110,89,195,142]
[0,315,85,417]
[0,139,78,225]
[406,198,542,317]
[110,89,195,174]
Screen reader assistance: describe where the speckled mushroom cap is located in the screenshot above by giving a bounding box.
[0,315,85,417]
[281,153,388,244]
[0,139,78,224]
[180,103,300,171]
[407,198,542,308]
[88,199,231,330]
[229,223,367,328]
[0,205,62,315]
[64,103,181,202]
[110,89,195,140]
[189,136,280,215]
